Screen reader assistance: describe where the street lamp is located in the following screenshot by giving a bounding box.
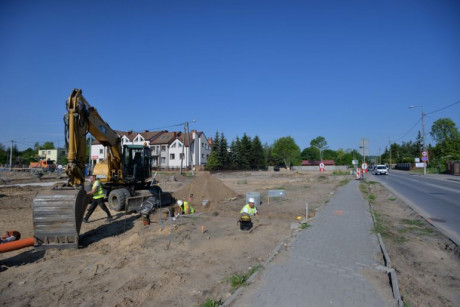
[409,105,426,175]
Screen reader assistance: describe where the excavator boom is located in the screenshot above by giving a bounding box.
[65,89,122,186]
[34,89,123,249]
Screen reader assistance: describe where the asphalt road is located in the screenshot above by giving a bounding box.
[368,170,460,245]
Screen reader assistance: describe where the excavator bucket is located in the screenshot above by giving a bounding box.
[33,187,89,249]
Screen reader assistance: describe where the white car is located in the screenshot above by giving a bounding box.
[374,165,388,175]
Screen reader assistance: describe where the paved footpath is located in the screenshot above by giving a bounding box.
[229,180,396,307]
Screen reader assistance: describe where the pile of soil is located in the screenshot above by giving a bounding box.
[172,172,240,211]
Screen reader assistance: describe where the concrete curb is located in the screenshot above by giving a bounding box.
[369,202,404,307]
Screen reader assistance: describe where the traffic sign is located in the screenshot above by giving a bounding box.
[361,162,368,170]
[319,162,325,172]
[421,156,428,162]
[421,151,428,157]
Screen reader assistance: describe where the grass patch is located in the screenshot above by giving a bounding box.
[372,212,391,237]
[200,298,224,307]
[359,182,368,194]
[237,179,248,184]
[338,179,350,186]
[401,219,425,227]
[367,180,378,185]
[300,222,310,229]
[394,235,407,244]
[274,186,285,190]
[368,194,376,201]
[388,197,397,201]
[227,265,262,289]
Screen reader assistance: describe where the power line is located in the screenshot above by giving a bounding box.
[145,122,188,131]
[426,100,460,115]
[395,118,421,142]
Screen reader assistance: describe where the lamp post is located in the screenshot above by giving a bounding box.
[409,105,426,175]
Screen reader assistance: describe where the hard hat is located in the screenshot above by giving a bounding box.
[177,200,183,206]
[248,197,255,203]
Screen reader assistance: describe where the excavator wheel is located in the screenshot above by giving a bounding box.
[33,187,89,249]
[108,188,129,211]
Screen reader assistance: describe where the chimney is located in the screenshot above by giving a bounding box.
[145,130,149,133]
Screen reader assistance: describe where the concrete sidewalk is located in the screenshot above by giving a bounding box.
[228,179,396,307]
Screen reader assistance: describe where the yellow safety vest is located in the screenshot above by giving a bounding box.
[92,180,105,199]
[181,201,195,214]
[240,204,256,216]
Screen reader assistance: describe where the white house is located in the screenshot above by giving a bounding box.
[90,129,211,171]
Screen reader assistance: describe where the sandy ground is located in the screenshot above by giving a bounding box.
[0,170,342,306]
[0,171,459,306]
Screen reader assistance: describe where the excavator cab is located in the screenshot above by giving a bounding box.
[121,144,152,183]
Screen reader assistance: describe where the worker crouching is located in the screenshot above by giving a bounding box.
[177,200,195,215]
[239,197,258,231]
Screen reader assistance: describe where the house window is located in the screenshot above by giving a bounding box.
[171,143,176,148]
[202,154,205,158]
[161,146,166,152]
[202,143,205,147]
[180,153,184,159]
[99,149,103,154]
[170,154,175,160]
[178,143,182,147]
[48,151,51,155]
[206,154,209,159]
[161,157,166,163]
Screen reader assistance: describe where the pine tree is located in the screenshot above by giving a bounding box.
[212,131,222,169]
[251,135,265,169]
[220,132,229,169]
[230,137,241,169]
[239,134,252,170]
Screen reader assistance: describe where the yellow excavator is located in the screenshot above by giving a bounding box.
[33,89,174,249]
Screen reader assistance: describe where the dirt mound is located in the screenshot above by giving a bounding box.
[172,172,239,210]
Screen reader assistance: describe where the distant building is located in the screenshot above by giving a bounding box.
[90,129,211,170]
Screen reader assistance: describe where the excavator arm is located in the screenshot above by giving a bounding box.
[33,89,123,249]
[65,89,122,186]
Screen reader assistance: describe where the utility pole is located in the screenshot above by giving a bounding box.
[422,110,426,175]
[409,105,426,175]
[180,123,186,175]
[389,138,392,172]
[9,140,13,172]
[186,121,194,176]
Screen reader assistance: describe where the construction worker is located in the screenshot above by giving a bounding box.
[240,197,258,216]
[84,175,113,223]
[239,197,257,230]
[177,200,195,215]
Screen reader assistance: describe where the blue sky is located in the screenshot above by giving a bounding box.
[1,0,459,156]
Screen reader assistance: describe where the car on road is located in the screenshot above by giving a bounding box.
[374,164,388,175]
